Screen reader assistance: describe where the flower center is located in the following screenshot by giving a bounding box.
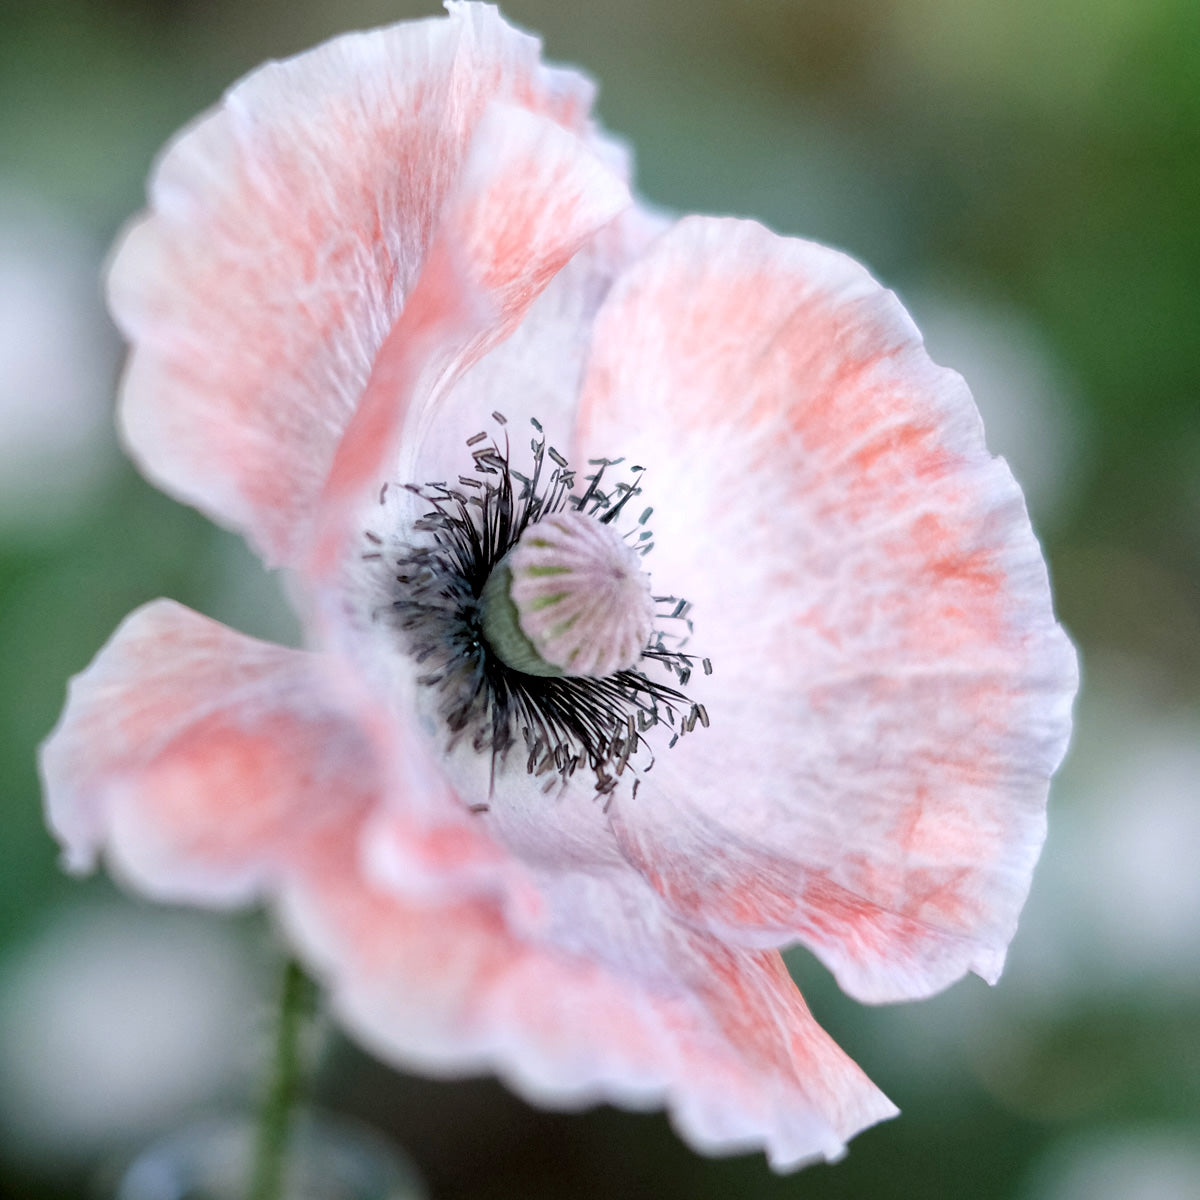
[479,510,656,679]
[365,416,709,802]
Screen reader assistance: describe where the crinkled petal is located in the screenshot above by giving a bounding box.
[282,829,896,1171]
[398,202,669,491]
[110,2,627,568]
[574,216,1078,1003]
[313,100,629,572]
[39,600,379,905]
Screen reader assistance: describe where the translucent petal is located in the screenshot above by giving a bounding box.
[283,832,896,1171]
[575,216,1078,1003]
[110,3,627,567]
[39,601,378,904]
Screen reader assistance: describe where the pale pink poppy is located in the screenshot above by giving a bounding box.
[40,2,1077,1171]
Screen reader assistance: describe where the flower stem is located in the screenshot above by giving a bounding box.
[246,957,315,1200]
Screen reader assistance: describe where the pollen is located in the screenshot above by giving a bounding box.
[481,511,656,679]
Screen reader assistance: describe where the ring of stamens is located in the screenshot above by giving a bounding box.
[367,415,711,803]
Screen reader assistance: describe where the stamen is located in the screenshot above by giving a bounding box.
[373,418,707,797]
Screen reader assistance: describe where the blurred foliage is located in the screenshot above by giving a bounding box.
[1,1,1197,1198]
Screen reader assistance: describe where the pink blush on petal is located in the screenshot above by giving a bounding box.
[41,600,380,906]
[578,215,1075,1002]
[112,4,626,568]
[311,105,627,574]
[282,828,895,1169]
[109,711,370,891]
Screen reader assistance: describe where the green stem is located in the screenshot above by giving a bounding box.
[246,958,315,1200]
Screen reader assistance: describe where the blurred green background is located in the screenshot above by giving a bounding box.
[1,1,1198,1197]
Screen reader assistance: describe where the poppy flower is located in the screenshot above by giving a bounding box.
[39,1,1077,1171]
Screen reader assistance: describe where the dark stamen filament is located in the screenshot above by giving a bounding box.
[367,418,707,799]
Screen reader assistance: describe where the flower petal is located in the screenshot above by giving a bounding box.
[110,2,627,568]
[282,830,896,1171]
[574,216,1078,1003]
[39,600,379,905]
[396,199,667,492]
[312,100,629,573]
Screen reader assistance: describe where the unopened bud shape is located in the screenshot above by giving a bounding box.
[480,510,655,679]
